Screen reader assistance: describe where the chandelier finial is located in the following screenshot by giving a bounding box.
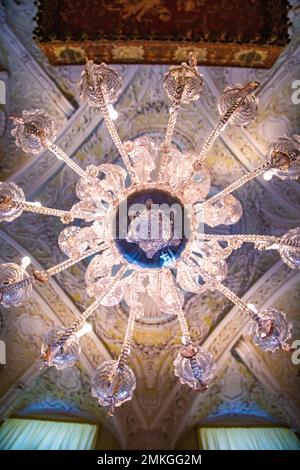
[188,51,197,68]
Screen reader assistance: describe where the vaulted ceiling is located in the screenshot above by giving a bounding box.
[0,0,300,450]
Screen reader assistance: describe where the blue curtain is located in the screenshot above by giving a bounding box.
[198,427,300,450]
[0,418,98,450]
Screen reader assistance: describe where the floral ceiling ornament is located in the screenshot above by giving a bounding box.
[1,55,300,415]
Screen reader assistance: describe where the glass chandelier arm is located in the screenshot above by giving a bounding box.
[201,233,278,242]
[33,246,106,282]
[196,101,241,162]
[185,257,262,325]
[117,307,138,370]
[198,162,271,210]
[55,297,104,348]
[167,271,191,344]
[157,143,171,181]
[1,247,107,297]
[0,276,33,296]
[157,86,184,180]
[200,233,281,248]
[0,194,80,224]
[176,304,191,343]
[193,81,260,170]
[55,264,127,348]
[164,84,185,147]
[22,201,76,223]
[48,143,88,179]
[95,85,135,181]
[214,282,263,326]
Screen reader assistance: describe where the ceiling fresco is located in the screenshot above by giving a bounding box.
[0,0,300,449]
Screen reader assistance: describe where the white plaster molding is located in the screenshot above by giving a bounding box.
[153,261,284,429]
[0,228,147,438]
[153,261,300,446]
[0,227,111,363]
[203,42,300,154]
[0,359,45,418]
[0,17,75,119]
[234,339,300,430]
[0,256,97,418]
[200,70,300,218]
[8,66,140,197]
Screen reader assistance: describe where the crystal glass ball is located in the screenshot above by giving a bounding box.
[203,194,243,228]
[174,347,216,390]
[0,263,32,308]
[0,182,25,223]
[203,258,228,283]
[218,83,259,127]
[79,61,122,106]
[11,110,56,154]
[268,135,300,180]
[249,308,292,352]
[163,63,204,104]
[91,360,136,411]
[58,226,82,258]
[279,228,300,269]
[41,327,81,369]
[114,188,191,268]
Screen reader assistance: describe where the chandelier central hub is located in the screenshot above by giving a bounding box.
[114,187,191,268]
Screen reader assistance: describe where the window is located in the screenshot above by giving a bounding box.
[0,418,98,450]
[198,427,300,450]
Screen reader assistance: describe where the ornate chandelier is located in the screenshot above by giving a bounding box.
[0,56,300,417]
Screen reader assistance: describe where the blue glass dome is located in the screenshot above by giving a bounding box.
[114,188,190,268]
